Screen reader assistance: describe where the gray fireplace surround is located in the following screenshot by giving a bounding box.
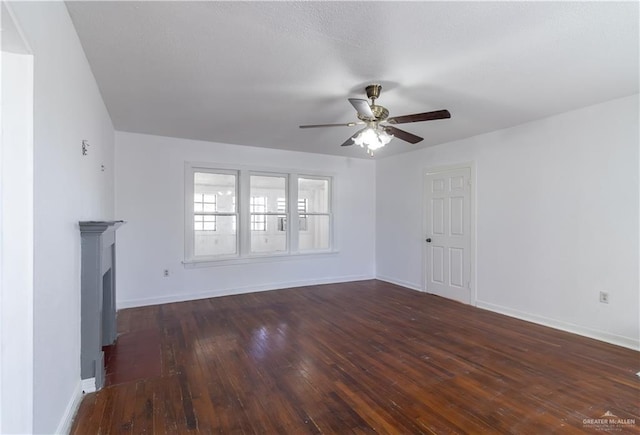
[79,220,125,391]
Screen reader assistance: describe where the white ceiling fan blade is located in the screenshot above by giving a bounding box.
[348,98,375,120]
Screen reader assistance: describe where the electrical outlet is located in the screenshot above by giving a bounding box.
[599,291,609,304]
[163,269,169,277]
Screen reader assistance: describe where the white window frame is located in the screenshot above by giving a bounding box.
[297,175,332,252]
[249,172,289,255]
[186,167,239,261]
[184,162,335,266]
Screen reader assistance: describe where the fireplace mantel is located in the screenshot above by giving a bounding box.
[79,220,125,391]
[79,220,125,233]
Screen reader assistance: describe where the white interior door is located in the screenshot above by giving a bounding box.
[424,167,472,304]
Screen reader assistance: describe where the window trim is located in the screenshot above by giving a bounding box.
[249,172,289,254]
[185,162,335,265]
[186,167,239,261]
[297,175,333,252]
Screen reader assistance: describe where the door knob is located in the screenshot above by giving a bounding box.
[425,238,432,243]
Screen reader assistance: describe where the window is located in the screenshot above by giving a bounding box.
[191,171,238,258]
[277,198,286,231]
[250,196,267,231]
[277,198,308,231]
[298,198,308,231]
[298,177,331,251]
[250,174,287,254]
[194,193,217,231]
[186,164,332,262]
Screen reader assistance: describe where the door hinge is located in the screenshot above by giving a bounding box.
[467,281,471,289]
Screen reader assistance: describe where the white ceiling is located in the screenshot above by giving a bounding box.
[65,1,639,159]
[2,2,30,54]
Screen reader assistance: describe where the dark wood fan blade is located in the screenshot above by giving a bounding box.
[387,109,451,124]
[348,98,375,119]
[340,128,366,147]
[299,122,359,129]
[383,125,423,144]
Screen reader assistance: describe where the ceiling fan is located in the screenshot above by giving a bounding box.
[299,84,451,156]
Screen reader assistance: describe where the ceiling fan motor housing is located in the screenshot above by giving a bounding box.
[370,105,389,121]
[356,104,388,122]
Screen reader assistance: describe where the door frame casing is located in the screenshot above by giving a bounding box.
[422,162,477,306]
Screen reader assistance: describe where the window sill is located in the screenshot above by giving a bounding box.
[182,250,339,268]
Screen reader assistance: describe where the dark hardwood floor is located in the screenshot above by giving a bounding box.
[72,280,640,434]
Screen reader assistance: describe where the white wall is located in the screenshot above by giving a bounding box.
[377,94,639,350]
[9,2,115,433]
[1,45,34,434]
[1,3,635,433]
[115,132,376,308]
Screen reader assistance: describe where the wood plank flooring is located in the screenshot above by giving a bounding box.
[71,280,640,434]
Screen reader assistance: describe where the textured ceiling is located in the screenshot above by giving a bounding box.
[66,1,639,159]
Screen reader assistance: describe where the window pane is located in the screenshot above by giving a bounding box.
[194,215,203,231]
[194,172,236,212]
[277,216,287,231]
[250,211,267,231]
[298,198,308,213]
[298,178,329,213]
[250,175,286,213]
[299,215,330,251]
[250,196,267,213]
[251,215,287,254]
[194,216,236,256]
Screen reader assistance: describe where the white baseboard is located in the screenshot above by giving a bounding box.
[55,381,84,435]
[476,300,640,351]
[375,275,423,292]
[81,377,96,394]
[117,274,375,309]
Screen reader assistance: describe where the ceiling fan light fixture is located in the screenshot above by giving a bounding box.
[299,84,450,155]
[352,126,394,153]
